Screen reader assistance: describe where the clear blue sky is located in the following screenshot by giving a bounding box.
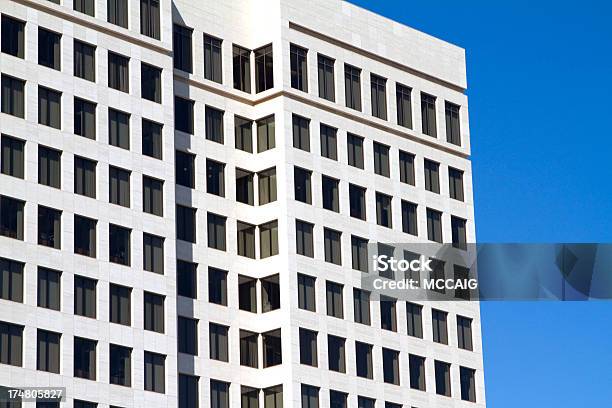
[350,0,612,406]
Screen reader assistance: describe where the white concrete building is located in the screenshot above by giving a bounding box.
[0,0,485,406]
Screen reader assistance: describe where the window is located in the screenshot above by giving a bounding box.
[298,273,316,312]
[344,64,361,111]
[294,167,312,204]
[38,267,61,310]
[237,222,255,258]
[347,133,364,169]
[38,28,61,70]
[349,184,366,220]
[176,205,196,243]
[424,159,440,193]
[177,260,196,299]
[74,215,96,257]
[238,275,256,312]
[260,220,278,258]
[206,106,224,144]
[109,224,131,266]
[178,316,198,355]
[207,213,226,251]
[460,367,477,402]
[452,216,467,250]
[321,175,339,212]
[326,281,343,318]
[108,108,130,149]
[449,167,465,201]
[430,259,446,294]
[144,351,165,393]
[143,233,164,273]
[240,330,258,368]
[396,83,412,128]
[74,98,97,139]
[74,40,96,82]
[457,315,473,351]
[406,302,423,338]
[371,74,387,119]
[204,34,222,83]
[109,344,131,386]
[358,397,375,408]
[1,75,25,118]
[317,54,335,101]
[256,115,275,152]
[108,52,129,93]
[211,380,230,408]
[233,45,251,92]
[0,196,24,240]
[292,114,310,151]
[38,206,61,249]
[74,401,96,408]
[299,328,317,367]
[141,63,161,103]
[173,24,193,72]
[355,341,373,379]
[1,135,24,178]
[320,124,337,160]
[74,275,96,318]
[142,119,162,158]
[352,288,370,325]
[236,169,254,205]
[235,116,253,152]
[409,354,426,390]
[426,208,443,243]
[295,220,314,257]
[373,142,390,177]
[109,283,131,326]
[435,360,451,397]
[37,401,62,408]
[324,228,341,265]
[432,309,448,344]
[326,335,345,373]
[38,146,61,188]
[351,236,368,273]
[380,295,397,331]
[209,323,229,362]
[454,264,471,300]
[74,0,94,16]
[74,336,96,380]
[385,403,401,408]
[140,0,160,40]
[179,374,199,408]
[421,93,437,137]
[206,159,225,197]
[144,291,164,333]
[175,150,195,188]
[445,101,461,145]
[0,320,22,366]
[377,244,395,279]
[401,200,418,236]
[0,258,23,302]
[301,384,318,408]
[376,192,392,228]
[37,329,60,373]
[258,168,277,205]
[241,386,259,408]
[382,348,400,385]
[330,391,347,408]
[290,44,308,92]
[107,0,128,28]
[262,329,282,367]
[398,150,415,186]
[143,175,163,216]
[109,166,130,207]
[175,96,194,134]
[255,44,273,93]
[38,86,61,129]
[1,16,25,58]
[208,267,227,305]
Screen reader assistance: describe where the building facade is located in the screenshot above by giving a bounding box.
[0,0,485,407]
